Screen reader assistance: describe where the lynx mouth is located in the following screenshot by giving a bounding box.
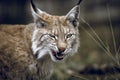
[52,50,64,60]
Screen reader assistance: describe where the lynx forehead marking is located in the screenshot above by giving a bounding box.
[40,16,70,36]
[51,17,71,33]
[40,14,67,26]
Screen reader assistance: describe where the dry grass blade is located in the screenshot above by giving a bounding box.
[117,46,120,54]
[81,18,107,49]
[107,4,119,65]
[80,18,116,63]
[117,46,120,66]
[69,71,90,80]
[71,74,90,80]
[80,24,116,62]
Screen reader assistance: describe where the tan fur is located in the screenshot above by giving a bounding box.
[0,24,54,80]
[0,1,80,80]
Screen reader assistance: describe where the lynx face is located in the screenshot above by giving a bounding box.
[31,1,80,62]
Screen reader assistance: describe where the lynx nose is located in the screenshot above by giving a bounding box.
[57,40,67,53]
[58,47,66,53]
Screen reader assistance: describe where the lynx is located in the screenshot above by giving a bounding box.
[0,0,82,80]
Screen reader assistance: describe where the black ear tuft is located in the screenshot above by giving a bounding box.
[30,0,38,13]
[77,0,83,5]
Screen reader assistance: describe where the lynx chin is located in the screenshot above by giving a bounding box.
[0,0,82,80]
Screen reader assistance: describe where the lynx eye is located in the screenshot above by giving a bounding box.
[41,22,46,27]
[49,34,56,39]
[36,21,46,28]
[66,33,74,38]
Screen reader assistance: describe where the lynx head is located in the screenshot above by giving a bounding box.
[31,0,81,62]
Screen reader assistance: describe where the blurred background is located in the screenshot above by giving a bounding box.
[0,0,120,80]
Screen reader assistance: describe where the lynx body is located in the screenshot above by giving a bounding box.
[0,0,81,80]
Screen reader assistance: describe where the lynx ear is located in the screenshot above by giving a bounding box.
[30,0,48,27]
[66,0,82,27]
[66,5,80,27]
